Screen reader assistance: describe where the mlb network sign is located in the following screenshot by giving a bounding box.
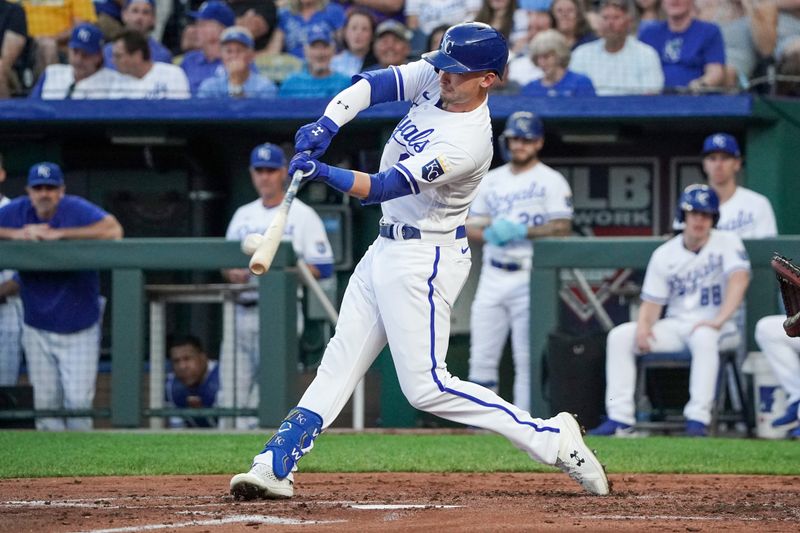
[551,158,660,236]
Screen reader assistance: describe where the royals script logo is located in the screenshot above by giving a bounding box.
[391,116,434,153]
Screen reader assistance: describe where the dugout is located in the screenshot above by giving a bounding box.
[1,94,799,427]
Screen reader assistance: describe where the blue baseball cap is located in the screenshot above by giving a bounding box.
[519,0,553,11]
[69,23,104,55]
[250,143,286,169]
[125,0,156,7]
[28,162,65,187]
[702,133,741,157]
[305,24,334,46]
[189,1,235,27]
[221,26,254,48]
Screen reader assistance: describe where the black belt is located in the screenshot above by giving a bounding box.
[237,300,258,308]
[379,224,466,240]
[490,259,523,272]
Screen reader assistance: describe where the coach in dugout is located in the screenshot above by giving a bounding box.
[0,162,123,431]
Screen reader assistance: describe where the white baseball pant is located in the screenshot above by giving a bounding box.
[755,315,800,407]
[22,322,101,431]
[0,297,22,386]
[469,266,531,411]
[605,317,740,426]
[299,238,564,465]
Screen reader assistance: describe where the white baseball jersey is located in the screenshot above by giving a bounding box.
[110,63,191,99]
[404,0,481,36]
[0,194,22,386]
[641,230,751,324]
[569,36,664,96]
[717,186,778,238]
[380,61,493,234]
[470,161,573,266]
[38,65,125,99]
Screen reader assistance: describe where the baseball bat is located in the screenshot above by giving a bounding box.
[248,163,305,276]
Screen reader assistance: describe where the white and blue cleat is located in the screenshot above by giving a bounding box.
[230,452,294,500]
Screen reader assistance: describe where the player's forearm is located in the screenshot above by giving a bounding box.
[713,270,751,326]
[636,300,663,330]
[322,79,372,129]
[58,216,124,240]
[0,279,19,301]
[526,218,571,239]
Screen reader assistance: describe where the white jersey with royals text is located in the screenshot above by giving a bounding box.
[226,197,334,271]
[717,186,777,238]
[641,230,751,324]
[379,61,494,234]
[470,161,573,265]
[39,65,125,99]
[110,62,191,99]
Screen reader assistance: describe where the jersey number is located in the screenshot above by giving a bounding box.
[518,213,545,226]
[700,285,722,306]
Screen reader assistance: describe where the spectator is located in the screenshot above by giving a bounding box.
[29,22,123,99]
[165,334,219,429]
[198,25,277,98]
[22,0,98,69]
[405,0,481,50]
[0,162,123,431]
[0,0,28,98]
[570,0,664,95]
[513,0,553,53]
[550,0,597,49]
[776,38,800,97]
[366,19,411,69]
[102,0,172,70]
[93,0,124,38]
[222,142,333,429]
[699,132,777,237]
[332,0,404,26]
[279,23,351,97]
[638,0,726,92]
[111,28,190,98]
[427,23,450,52]
[179,0,235,94]
[467,111,573,412]
[268,0,346,59]
[754,315,800,439]
[475,0,519,40]
[589,184,750,437]
[230,0,277,50]
[0,153,22,386]
[635,0,662,31]
[331,7,377,77]
[520,28,596,95]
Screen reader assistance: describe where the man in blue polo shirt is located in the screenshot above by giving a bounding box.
[180,0,236,94]
[0,162,123,431]
[279,24,351,99]
[638,0,725,92]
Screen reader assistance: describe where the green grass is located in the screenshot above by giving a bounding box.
[2,431,798,478]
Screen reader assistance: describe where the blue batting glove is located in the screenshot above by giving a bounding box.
[508,221,528,241]
[489,219,516,244]
[288,153,329,181]
[483,225,505,246]
[294,116,339,159]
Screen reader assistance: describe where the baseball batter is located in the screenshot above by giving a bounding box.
[230,22,609,500]
[755,316,800,438]
[590,185,751,437]
[467,111,573,412]
[223,143,334,429]
[0,159,22,386]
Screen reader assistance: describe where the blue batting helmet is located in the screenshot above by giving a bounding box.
[499,111,544,161]
[422,22,509,80]
[676,184,720,226]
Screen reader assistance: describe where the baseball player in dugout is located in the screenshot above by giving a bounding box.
[466,111,573,413]
[0,154,23,387]
[230,22,610,500]
[590,185,751,438]
[223,143,334,430]
[0,162,123,431]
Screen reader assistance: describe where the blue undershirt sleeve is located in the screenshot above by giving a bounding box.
[363,167,415,205]
[353,67,402,105]
[313,263,334,279]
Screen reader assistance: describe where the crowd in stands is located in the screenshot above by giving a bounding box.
[1,0,799,98]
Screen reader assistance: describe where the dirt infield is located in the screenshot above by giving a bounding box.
[1,473,798,532]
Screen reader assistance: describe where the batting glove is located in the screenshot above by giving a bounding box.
[483,225,506,246]
[289,153,355,194]
[490,219,528,244]
[294,116,339,159]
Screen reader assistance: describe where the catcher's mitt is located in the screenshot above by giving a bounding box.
[771,254,800,337]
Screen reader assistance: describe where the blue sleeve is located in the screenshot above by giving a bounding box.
[325,3,345,29]
[705,23,726,65]
[0,201,22,227]
[354,67,402,105]
[578,75,596,96]
[313,263,334,279]
[29,72,45,99]
[60,196,108,226]
[363,167,415,205]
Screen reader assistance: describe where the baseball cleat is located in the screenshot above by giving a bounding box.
[771,400,799,427]
[588,418,635,437]
[684,420,708,437]
[230,459,294,500]
[554,412,610,496]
